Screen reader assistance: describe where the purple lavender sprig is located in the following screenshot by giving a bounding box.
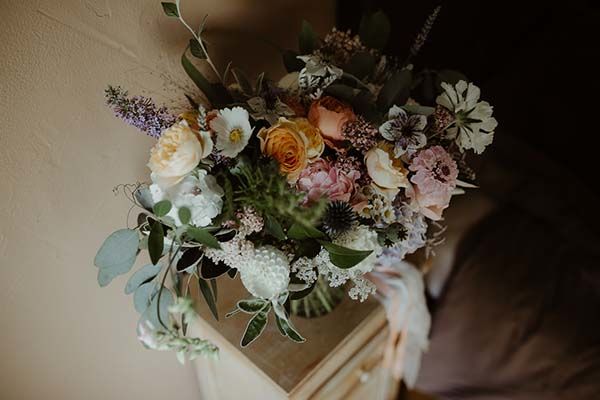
[105,85,176,138]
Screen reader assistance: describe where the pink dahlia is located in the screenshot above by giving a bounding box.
[408,146,458,220]
[297,158,360,204]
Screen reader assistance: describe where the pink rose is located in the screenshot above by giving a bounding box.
[297,159,360,204]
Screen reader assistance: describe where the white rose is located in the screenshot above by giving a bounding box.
[148,121,213,189]
[150,170,223,227]
[364,144,409,189]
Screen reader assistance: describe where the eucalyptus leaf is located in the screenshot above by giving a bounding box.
[287,223,325,241]
[264,214,286,241]
[187,226,222,249]
[198,276,219,320]
[125,263,162,294]
[241,305,270,347]
[134,186,154,211]
[237,299,268,314]
[160,2,178,17]
[318,240,373,269]
[94,229,139,287]
[148,221,165,265]
[140,286,174,329]
[359,10,391,50]
[134,281,157,313]
[153,200,172,217]
[299,20,318,54]
[178,207,191,225]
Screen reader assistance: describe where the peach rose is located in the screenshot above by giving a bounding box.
[258,118,309,182]
[293,118,324,160]
[308,96,355,145]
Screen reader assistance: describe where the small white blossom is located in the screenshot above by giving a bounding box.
[239,245,290,300]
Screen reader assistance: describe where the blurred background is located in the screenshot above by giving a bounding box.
[1,0,599,399]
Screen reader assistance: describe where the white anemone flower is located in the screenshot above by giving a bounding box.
[436,80,497,154]
[209,107,253,157]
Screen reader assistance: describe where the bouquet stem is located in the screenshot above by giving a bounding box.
[290,276,345,318]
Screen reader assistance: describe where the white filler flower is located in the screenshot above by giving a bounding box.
[150,169,223,227]
[240,245,290,300]
[210,107,253,157]
[436,80,497,154]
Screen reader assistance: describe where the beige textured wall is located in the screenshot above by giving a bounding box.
[0,1,334,399]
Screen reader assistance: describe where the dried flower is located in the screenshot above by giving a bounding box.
[316,28,367,65]
[105,85,176,138]
[343,116,379,153]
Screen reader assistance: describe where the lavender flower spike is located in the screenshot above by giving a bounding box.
[105,85,176,138]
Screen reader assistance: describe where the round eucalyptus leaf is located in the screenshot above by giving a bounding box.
[125,264,162,294]
[94,229,140,287]
[133,281,157,314]
[153,200,172,217]
[140,287,174,329]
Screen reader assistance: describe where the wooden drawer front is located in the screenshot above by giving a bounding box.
[311,329,398,400]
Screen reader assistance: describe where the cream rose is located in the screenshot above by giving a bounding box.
[364,142,409,189]
[148,121,213,188]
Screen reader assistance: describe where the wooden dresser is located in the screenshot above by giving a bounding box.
[189,275,401,399]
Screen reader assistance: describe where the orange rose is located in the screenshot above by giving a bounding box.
[258,118,309,181]
[292,118,324,161]
[308,96,355,145]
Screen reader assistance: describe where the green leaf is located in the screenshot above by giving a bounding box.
[264,214,286,241]
[210,278,218,302]
[153,200,172,217]
[298,20,318,54]
[189,39,207,59]
[276,316,305,343]
[282,50,304,72]
[402,104,435,116]
[198,277,219,320]
[237,299,268,314]
[178,207,191,225]
[325,84,359,102]
[176,247,202,273]
[359,10,391,50]
[125,263,162,294]
[161,2,178,17]
[344,52,375,79]
[241,305,270,347]
[181,51,232,106]
[231,67,253,95]
[95,229,139,287]
[148,221,164,265]
[318,240,373,269]
[287,223,325,241]
[200,256,230,279]
[187,227,222,249]
[275,314,287,336]
[133,281,157,313]
[377,69,412,110]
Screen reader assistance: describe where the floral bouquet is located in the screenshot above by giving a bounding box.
[94,2,496,381]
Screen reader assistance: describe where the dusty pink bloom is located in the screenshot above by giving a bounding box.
[408,146,458,220]
[297,158,360,204]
